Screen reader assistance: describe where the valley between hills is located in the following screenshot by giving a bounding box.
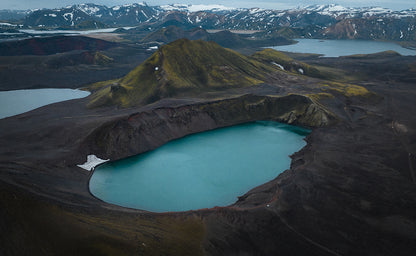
[0,4,416,255]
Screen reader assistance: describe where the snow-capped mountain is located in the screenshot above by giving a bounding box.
[159,4,236,13]
[2,3,414,41]
[302,4,416,19]
[23,3,159,27]
[21,3,416,27]
[0,9,30,21]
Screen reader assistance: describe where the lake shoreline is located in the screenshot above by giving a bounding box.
[270,38,416,57]
[0,53,415,255]
[90,121,309,212]
[0,88,90,119]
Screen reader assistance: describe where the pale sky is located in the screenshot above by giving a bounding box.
[0,0,414,11]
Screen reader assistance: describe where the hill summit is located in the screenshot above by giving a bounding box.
[88,39,278,107]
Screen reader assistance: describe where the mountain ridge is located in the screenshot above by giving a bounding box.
[86,38,365,108]
[1,3,415,42]
[87,39,275,107]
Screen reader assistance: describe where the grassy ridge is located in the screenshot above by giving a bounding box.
[88,39,276,107]
[87,39,373,108]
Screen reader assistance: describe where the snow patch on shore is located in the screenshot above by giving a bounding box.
[77,155,109,171]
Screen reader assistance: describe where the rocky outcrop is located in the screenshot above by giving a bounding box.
[84,94,336,160]
[320,17,416,41]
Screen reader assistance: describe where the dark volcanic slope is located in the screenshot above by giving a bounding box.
[139,26,293,49]
[300,51,416,84]
[0,39,153,91]
[0,35,116,56]
[0,43,415,256]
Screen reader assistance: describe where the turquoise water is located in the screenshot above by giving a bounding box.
[270,39,416,57]
[0,88,90,119]
[90,121,310,212]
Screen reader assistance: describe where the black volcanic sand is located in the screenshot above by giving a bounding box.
[1,56,416,255]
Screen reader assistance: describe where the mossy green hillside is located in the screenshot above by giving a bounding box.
[150,39,270,88]
[87,39,376,108]
[343,50,401,59]
[88,39,277,107]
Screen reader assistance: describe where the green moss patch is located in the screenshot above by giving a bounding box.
[320,82,372,97]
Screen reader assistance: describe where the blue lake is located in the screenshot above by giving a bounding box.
[270,39,416,57]
[89,121,310,212]
[0,88,90,119]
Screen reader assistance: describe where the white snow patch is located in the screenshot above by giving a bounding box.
[325,4,348,12]
[147,46,158,51]
[271,62,285,70]
[155,67,159,71]
[249,8,264,14]
[141,10,148,18]
[160,4,187,11]
[77,155,109,171]
[298,68,304,74]
[0,22,16,26]
[63,13,73,22]
[49,14,57,17]
[160,4,234,12]
[188,4,235,12]
[79,5,100,15]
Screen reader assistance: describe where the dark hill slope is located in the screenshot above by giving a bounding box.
[251,48,323,78]
[140,26,293,48]
[321,17,416,41]
[88,39,278,107]
[142,26,210,44]
[0,36,116,56]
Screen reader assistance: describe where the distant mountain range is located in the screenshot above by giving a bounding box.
[0,3,415,41]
